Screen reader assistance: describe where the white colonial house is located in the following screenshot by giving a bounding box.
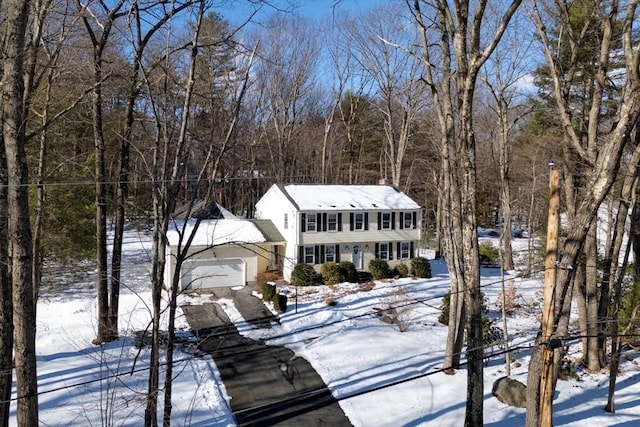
[254,184,422,281]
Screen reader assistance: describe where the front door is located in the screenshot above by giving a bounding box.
[352,244,363,270]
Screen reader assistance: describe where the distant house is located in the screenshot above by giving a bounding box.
[164,201,285,291]
[254,184,422,281]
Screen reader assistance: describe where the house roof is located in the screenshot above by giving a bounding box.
[250,219,286,243]
[166,219,267,247]
[277,184,421,211]
[170,200,237,220]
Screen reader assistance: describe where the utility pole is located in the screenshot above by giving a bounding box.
[540,161,559,426]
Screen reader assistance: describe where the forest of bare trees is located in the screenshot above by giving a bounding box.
[3,0,640,425]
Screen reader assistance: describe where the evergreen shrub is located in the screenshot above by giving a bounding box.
[291,263,319,286]
[369,259,391,280]
[272,293,288,312]
[338,261,358,283]
[410,257,431,278]
[394,262,409,278]
[262,282,276,302]
[320,263,342,286]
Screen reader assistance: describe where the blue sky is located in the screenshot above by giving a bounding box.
[218,0,397,25]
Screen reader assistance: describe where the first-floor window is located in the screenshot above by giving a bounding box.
[325,244,336,263]
[304,246,315,264]
[399,241,411,259]
[378,242,390,260]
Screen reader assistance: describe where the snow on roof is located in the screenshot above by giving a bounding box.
[166,219,266,247]
[282,184,421,211]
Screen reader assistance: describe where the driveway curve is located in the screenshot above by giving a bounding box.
[181,286,353,427]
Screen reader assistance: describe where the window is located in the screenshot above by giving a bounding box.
[284,213,288,229]
[327,213,338,231]
[354,213,364,230]
[306,214,317,232]
[304,246,315,264]
[399,241,411,259]
[378,242,390,260]
[402,212,413,229]
[325,244,336,263]
[381,212,392,230]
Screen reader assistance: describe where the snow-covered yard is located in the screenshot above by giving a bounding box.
[10,228,640,426]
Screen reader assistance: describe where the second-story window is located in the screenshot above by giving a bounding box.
[306,214,317,232]
[381,212,392,230]
[327,213,338,231]
[354,213,364,230]
[401,211,415,229]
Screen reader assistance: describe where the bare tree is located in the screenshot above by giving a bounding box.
[480,12,532,271]
[344,5,425,187]
[251,14,320,183]
[526,0,640,424]
[3,0,40,423]
[412,1,523,425]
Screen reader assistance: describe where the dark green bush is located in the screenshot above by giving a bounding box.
[338,261,358,283]
[272,293,288,312]
[439,292,500,345]
[262,282,276,302]
[479,241,500,264]
[320,263,343,286]
[410,257,431,278]
[394,262,409,278]
[369,259,391,280]
[291,263,319,286]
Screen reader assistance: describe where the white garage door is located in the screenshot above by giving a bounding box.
[182,258,245,289]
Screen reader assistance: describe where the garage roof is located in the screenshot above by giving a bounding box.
[167,219,267,247]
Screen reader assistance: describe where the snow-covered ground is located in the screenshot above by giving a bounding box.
[9,228,640,426]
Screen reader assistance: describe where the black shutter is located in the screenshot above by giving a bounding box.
[397,242,401,258]
[335,244,340,262]
[377,212,382,230]
[315,245,320,264]
[350,213,354,231]
[391,212,396,230]
[320,245,326,263]
[410,241,415,257]
[323,213,328,232]
[375,243,379,258]
[301,213,306,232]
[338,213,343,231]
[317,213,322,231]
[412,212,417,229]
[389,242,393,260]
[399,212,405,229]
[298,246,304,263]
[364,212,369,230]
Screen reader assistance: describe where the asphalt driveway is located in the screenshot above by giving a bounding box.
[181,286,353,426]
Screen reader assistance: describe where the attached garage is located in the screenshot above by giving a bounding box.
[182,258,246,290]
[164,213,285,292]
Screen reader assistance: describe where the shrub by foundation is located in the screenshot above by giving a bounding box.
[337,261,358,283]
[320,263,343,286]
[369,259,391,280]
[410,257,432,278]
[291,263,319,286]
[394,262,409,278]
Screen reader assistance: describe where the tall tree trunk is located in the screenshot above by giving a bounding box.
[0,125,13,427]
[3,0,39,421]
[584,225,601,371]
